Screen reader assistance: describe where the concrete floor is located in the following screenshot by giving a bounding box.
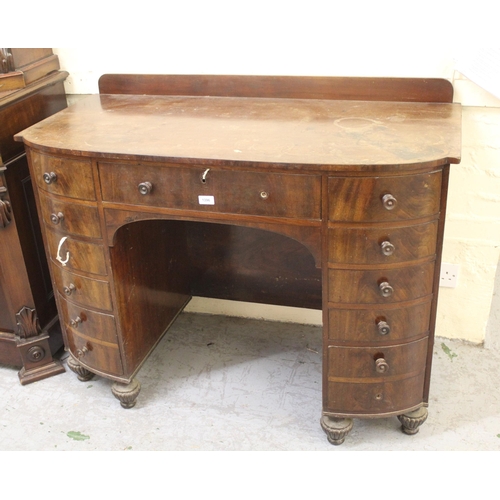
[1,312,499,451]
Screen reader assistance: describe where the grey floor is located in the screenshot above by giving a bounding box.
[1,311,499,451]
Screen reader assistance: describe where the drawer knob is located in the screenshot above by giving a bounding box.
[260,191,269,200]
[377,320,391,335]
[63,283,76,296]
[375,357,389,373]
[76,346,89,358]
[380,241,395,256]
[379,281,394,298]
[43,172,57,184]
[382,193,397,210]
[50,212,64,225]
[138,182,153,195]
[70,316,82,328]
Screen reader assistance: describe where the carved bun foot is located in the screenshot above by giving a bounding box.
[67,356,94,381]
[111,379,141,409]
[320,414,354,445]
[398,407,428,435]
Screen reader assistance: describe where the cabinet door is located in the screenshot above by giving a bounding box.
[0,155,56,333]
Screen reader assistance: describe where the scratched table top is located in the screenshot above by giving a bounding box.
[16,94,461,171]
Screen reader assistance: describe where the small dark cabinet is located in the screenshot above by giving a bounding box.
[0,49,68,383]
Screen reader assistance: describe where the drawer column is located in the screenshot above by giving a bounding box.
[322,170,443,444]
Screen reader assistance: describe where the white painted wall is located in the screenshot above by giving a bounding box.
[50,43,500,346]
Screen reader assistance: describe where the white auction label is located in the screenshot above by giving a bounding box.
[198,195,215,205]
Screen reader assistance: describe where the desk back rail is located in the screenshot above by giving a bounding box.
[98,74,454,103]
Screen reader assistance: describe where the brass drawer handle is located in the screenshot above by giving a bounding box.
[50,212,64,225]
[138,182,153,195]
[379,281,394,298]
[76,346,89,358]
[382,193,397,210]
[260,191,269,200]
[70,316,82,328]
[64,283,76,296]
[377,320,391,335]
[43,172,57,184]
[375,357,389,373]
[380,241,395,256]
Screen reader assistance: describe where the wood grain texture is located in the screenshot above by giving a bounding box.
[328,262,435,304]
[16,95,461,171]
[98,74,454,103]
[328,221,439,265]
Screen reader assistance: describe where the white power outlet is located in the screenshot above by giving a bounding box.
[440,263,459,288]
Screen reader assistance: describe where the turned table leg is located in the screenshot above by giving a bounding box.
[111,379,141,409]
[320,414,354,445]
[398,407,428,435]
[67,356,94,381]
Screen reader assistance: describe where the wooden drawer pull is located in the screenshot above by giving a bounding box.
[380,240,395,256]
[63,283,76,296]
[375,357,389,373]
[50,212,64,224]
[382,193,397,210]
[377,320,391,335]
[138,181,153,195]
[43,172,57,184]
[70,316,82,328]
[379,281,394,298]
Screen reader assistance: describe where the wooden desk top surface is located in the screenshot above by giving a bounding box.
[16,93,461,171]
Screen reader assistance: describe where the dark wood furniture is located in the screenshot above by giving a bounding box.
[15,74,461,443]
[0,49,67,384]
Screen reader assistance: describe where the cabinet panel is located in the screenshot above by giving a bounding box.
[66,331,123,377]
[328,221,438,265]
[328,171,442,222]
[328,300,432,343]
[45,228,107,276]
[325,374,426,415]
[327,337,428,380]
[30,152,95,201]
[39,191,101,238]
[52,266,112,312]
[328,262,435,304]
[326,336,428,414]
[57,294,118,344]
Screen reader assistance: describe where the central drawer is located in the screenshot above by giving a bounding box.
[99,162,322,219]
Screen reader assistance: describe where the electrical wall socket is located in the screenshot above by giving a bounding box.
[440,263,459,288]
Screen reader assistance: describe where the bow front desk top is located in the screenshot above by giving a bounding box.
[17,93,461,169]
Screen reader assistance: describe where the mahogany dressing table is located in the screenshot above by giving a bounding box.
[15,75,461,444]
